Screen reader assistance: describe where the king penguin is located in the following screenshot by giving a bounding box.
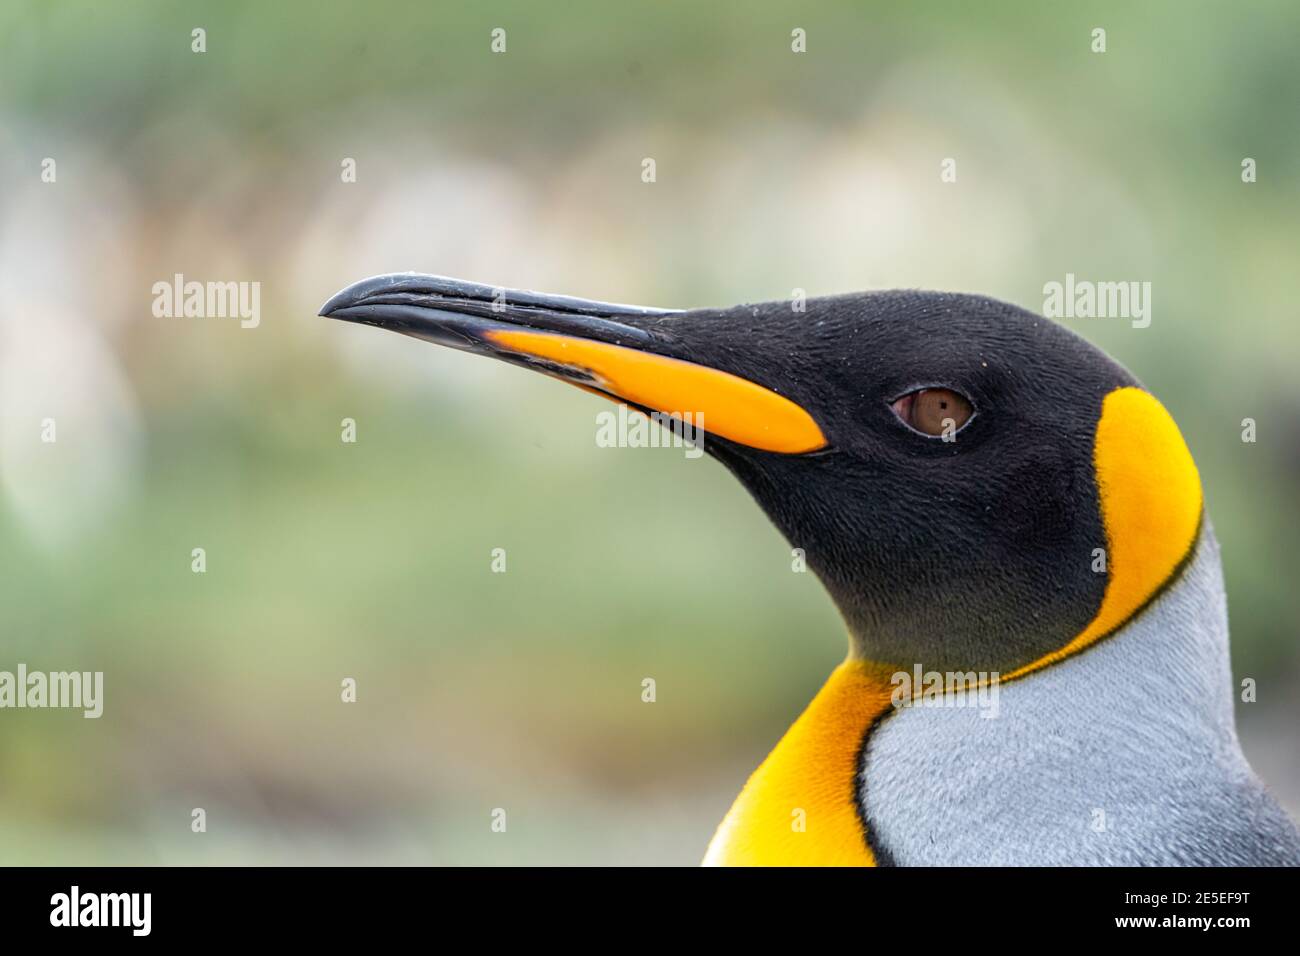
[320,274,1300,866]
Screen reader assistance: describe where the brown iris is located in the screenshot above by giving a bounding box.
[890,387,974,437]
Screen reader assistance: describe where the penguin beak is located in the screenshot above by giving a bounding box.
[319,273,828,455]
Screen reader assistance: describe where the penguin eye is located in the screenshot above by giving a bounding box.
[890,387,974,437]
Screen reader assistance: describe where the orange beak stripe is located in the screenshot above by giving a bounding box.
[484,328,828,455]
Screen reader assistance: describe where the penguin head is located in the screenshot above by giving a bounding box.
[321,276,1203,675]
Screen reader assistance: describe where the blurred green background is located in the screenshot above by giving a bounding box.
[1,0,1297,864]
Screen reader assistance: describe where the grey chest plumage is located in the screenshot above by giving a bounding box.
[861,526,1300,865]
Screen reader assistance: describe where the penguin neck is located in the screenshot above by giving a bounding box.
[859,525,1245,864]
[838,527,1233,728]
[704,525,1235,867]
[999,521,1237,739]
[1044,522,1237,740]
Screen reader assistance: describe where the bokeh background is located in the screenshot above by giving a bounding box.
[1,0,1297,864]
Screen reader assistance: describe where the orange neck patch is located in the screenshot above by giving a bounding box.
[702,659,897,866]
[1006,386,1203,680]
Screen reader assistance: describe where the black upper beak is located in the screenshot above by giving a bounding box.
[320,272,678,354]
